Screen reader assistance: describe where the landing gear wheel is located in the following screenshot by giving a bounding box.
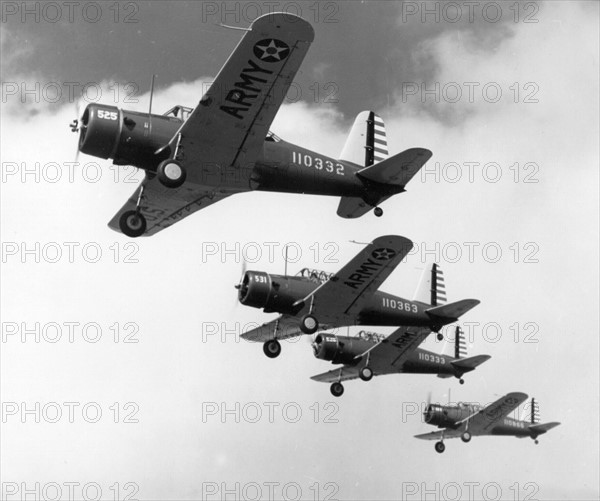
[459,378,465,385]
[461,431,472,443]
[534,439,539,445]
[435,441,445,453]
[359,367,373,382]
[263,339,281,359]
[157,159,186,188]
[300,314,319,334]
[374,207,383,217]
[437,333,444,341]
[119,210,147,238]
[330,382,344,397]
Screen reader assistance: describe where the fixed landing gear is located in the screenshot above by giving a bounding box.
[374,207,383,217]
[157,159,186,188]
[436,333,444,341]
[434,441,445,453]
[359,367,373,381]
[262,339,281,359]
[534,439,539,445]
[300,314,319,334]
[119,210,147,237]
[330,382,344,397]
[459,378,465,385]
[461,431,472,443]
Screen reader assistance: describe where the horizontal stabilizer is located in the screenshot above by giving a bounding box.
[451,355,491,371]
[426,299,480,321]
[337,195,390,218]
[357,148,432,186]
[530,422,561,435]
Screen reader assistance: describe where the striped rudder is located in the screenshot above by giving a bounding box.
[454,326,467,359]
[367,112,389,166]
[338,111,389,167]
[531,398,540,424]
[413,263,447,307]
[432,263,446,306]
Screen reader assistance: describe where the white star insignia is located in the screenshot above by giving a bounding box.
[255,40,287,61]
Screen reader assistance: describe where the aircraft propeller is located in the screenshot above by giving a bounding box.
[69,100,83,163]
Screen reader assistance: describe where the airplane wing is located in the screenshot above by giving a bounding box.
[311,326,431,383]
[108,176,233,236]
[169,13,315,187]
[110,13,315,235]
[241,315,325,343]
[300,235,414,324]
[458,392,529,435]
[414,429,465,441]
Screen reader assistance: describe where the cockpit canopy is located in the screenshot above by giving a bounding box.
[297,268,333,284]
[163,105,194,121]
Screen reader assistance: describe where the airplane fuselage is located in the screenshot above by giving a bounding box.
[239,272,437,329]
[81,105,398,202]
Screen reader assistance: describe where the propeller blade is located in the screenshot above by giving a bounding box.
[232,258,248,309]
[70,100,83,162]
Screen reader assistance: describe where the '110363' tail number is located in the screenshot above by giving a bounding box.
[382,297,418,313]
[292,151,345,176]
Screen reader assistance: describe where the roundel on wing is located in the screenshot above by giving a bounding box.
[253,39,290,63]
[371,248,397,261]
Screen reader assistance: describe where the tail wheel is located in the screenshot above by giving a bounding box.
[461,431,472,443]
[119,210,147,238]
[459,378,465,385]
[157,160,186,188]
[436,333,444,341]
[263,339,281,359]
[359,367,373,382]
[330,382,344,397]
[435,441,445,453]
[374,207,383,217]
[300,314,319,334]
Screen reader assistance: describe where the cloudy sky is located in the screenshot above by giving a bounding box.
[1,1,598,500]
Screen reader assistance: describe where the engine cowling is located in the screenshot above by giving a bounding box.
[312,334,373,365]
[237,271,317,314]
[238,271,273,309]
[78,103,180,170]
[424,403,474,427]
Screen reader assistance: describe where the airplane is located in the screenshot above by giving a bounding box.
[70,12,432,237]
[310,324,491,397]
[415,392,561,453]
[238,235,480,359]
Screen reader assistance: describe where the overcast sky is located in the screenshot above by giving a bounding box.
[1,1,599,500]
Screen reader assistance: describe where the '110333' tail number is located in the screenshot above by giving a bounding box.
[292,151,345,176]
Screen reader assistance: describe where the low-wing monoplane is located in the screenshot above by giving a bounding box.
[238,236,480,358]
[310,325,490,396]
[71,13,432,237]
[415,393,560,453]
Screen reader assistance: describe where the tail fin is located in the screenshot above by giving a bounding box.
[339,111,389,167]
[454,326,467,359]
[413,263,447,306]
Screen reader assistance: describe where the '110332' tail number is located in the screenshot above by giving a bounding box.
[292,151,345,176]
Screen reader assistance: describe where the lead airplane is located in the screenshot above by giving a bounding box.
[310,325,490,396]
[415,393,561,453]
[238,235,480,358]
[70,12,432,237]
